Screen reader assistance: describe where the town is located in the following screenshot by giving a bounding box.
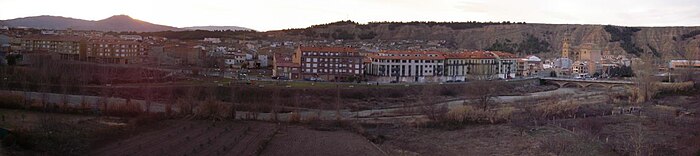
[1,2,700,156]
[5,27,694,84]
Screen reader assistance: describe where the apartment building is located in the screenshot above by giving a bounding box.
[85,38,148,64]
[516,55,542,77]
[272,52,300,79]
[295,46,364,81]
[20,35,85,60]
[366,50,445,82]
[444,51,518,81]
[20,35,148,64]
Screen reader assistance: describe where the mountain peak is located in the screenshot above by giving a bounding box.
[101,14,136,22]
[0,14,180,32]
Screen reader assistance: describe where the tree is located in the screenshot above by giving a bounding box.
[5,54,20,66]
[420,85,446,121]
[631,53,659,103]
[550,71,557,77]
[680,50,698,82]
[470,81,502,110]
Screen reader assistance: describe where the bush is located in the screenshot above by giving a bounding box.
[194,99,230,120]
[439,87,458,96]
[531,99,580,119]
[445,105,515,124]
[6,117,90,155]
[0,94,25,109]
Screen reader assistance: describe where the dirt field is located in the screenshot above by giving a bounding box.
[91,120,385,156]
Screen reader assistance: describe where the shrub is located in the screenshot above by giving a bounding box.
[445,105,515,124]
[439,87,458,96]
[106,99,143,117]
[0,94,25,109]
[194,99,230,120]
[532,99,580,119]
[6,117,90,155]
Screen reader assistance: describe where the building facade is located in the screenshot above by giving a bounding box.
[444,51,517,81]
[295,46,364,81]
[366,51,445,82]
[20,35,85,60]
[20,35,148,64]
[85,38,148,64]
[272,53,300,79]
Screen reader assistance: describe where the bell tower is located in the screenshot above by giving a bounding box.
[562,33,571,59]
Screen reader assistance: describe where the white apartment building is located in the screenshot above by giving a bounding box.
[366,51,445,82]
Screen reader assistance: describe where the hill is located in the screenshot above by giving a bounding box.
[269,21,700,59]
[183,26,254,31]
[0,15,181,32]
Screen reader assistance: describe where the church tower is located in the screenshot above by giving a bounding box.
[562,33,571,59]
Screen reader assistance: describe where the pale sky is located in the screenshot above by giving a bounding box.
[1,0,699,31]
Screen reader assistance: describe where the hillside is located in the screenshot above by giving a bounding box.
[0,15,181,32]
[270,21,700,59]
[183,26,254,31]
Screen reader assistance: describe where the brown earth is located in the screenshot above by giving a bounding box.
[91,120,384,156]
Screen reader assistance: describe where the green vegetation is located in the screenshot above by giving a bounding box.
[517,34,551,54]
[110,30,259,40]
[609,66,634,77]
[331,29,355,40]
[307,20,525,31]
[680,30,700,40]
[5,118,91,155]
[604,25,644,56]
[4,54,21,66]
[357,31,377,40]
[647,44,661,57]
[485,34,550,54]
[0,94,24,109]
[485,39,517,52]
[370,21,525,31]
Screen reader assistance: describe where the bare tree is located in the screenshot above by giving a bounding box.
[272,88,280,122]
[632,53,659,103]
[471,81,502,111]
[229,86,237,120]
[420,85,445,120]
[681,50,697,82]
[335,85,342,122]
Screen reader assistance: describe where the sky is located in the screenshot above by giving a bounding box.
[1,0,700,31]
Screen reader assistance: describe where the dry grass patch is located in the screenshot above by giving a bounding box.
[445,105,516,124]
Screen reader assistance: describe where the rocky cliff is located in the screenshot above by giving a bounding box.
[273,21,700,59]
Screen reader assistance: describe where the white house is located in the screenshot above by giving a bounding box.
[203,38,222,44]
[119,35,143,41]
[257,54,269,67]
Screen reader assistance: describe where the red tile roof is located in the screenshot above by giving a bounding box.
[369,50,446,60]
[21,34,85,42]
[445,50,517,59]
[299,46,357,53]
[274,53,300,67]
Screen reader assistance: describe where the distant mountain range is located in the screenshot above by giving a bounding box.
[0,15,253,32]
[183,26,254,31]
[0,15,180,32]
